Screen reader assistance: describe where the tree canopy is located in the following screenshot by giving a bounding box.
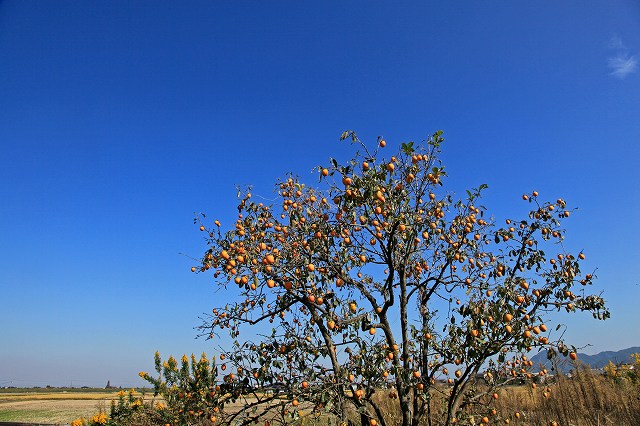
[150,131,608,426]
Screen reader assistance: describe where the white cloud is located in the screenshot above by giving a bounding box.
[608,53,638,79]
[607,36,637,79]
[608,35,625,50]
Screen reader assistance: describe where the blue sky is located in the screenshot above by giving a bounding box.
[1,1,639,387]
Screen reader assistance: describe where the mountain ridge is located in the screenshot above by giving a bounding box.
[530,346,640,372]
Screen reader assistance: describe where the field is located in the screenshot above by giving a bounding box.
[2,369,640,426]
[0,388,153,425]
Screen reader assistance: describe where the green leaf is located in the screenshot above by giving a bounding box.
[401,141,415,154]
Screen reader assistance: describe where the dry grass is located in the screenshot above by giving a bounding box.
[339,369,640,426]
[2,373,639,426]
[0,390,144,424]
[495,368,640,425]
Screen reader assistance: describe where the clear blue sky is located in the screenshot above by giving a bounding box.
[1,1,638,388]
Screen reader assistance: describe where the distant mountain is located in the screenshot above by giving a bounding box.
[530,346,640,373]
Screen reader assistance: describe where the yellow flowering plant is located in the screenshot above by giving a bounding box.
[139,351,226,425]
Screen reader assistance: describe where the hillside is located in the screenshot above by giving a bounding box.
[530,346,640,373]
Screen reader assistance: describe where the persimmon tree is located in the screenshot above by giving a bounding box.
[183,131,608,426]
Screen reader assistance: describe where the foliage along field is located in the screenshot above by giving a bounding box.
[3,364,640,425]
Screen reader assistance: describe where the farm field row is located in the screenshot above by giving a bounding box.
[0,389,152,424]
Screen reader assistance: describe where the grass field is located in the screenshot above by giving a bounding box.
[2,370,639,426]
[0,388,150,424]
